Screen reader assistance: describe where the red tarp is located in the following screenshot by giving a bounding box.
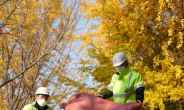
[60,93,142,110]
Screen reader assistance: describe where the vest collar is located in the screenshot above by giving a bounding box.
[118,67,129,76]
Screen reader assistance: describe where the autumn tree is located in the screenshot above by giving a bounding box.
[0,0,84,109]
[79,0,184,109]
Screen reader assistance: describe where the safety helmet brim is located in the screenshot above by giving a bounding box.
[113,62,124,66]
[35,87,50,96]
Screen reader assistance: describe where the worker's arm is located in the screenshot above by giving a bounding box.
[135,87,144,103]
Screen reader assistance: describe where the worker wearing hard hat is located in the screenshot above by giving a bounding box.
[23,87,53,110]
[98,52,145,103]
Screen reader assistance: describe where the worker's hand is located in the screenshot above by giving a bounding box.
[137,100,144,110]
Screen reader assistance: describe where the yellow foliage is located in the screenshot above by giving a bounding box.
[0,87,8,109]
[80,0,184,109]
[0,0,81,109]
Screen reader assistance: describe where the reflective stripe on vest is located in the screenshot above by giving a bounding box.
[113,91,135,98]
[134,84,144,90]
[113,72,134,98]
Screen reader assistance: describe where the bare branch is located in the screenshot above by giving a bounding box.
[0,0,10,7]
[0,53,48,89]
[0,0,22,28]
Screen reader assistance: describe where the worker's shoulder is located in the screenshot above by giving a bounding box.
[112,73,119,77]
[129,69,141,76]
[22,103,33,110]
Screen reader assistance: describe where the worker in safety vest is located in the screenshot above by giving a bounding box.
[23,87,53,110]
[99,52,145,103]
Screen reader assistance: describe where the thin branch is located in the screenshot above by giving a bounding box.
[0,0,10,7]
[0,0,22,28]
[0,18,68,88]
[0,53,48,89]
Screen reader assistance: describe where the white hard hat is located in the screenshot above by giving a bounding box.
[113,52,127,66]
[35,87,49,96]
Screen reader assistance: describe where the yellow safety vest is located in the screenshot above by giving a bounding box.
[107,67,144,103]
[22,101,53,110]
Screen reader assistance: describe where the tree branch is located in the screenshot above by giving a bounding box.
[0,53,48,89]
[0,0,10,7]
